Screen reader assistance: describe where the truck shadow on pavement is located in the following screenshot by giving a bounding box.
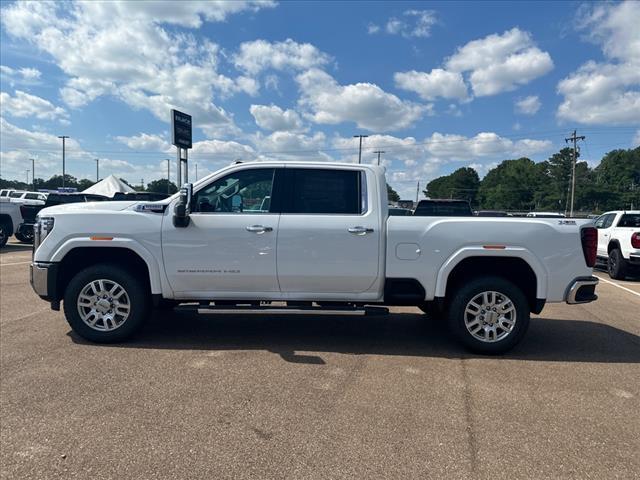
[0,243,32,254]
[69,310,640,364]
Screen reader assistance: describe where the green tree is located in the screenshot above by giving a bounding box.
[39,174,79,190]
[591,147,640,210]
[386,183,400,202]
[478,158,543,211]
[147,178,178,195]
[77,179,95,191]
[424,167,480,205]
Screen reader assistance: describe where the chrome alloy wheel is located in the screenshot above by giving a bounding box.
[463,290,516,343]
[77,279,131,331]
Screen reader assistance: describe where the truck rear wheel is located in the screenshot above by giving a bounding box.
[63,264,149,343]
[0,224,8,248]
[607,248,627,280]
[447,276,529,354]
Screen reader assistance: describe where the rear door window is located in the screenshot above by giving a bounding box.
[617,214,640,228]
[284,169,363,214]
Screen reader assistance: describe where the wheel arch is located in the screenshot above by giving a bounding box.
[435,248,547,314]
[52,244,162,301]
[607,240,621,254]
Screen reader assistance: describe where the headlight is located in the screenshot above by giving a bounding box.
[33,216,54,251]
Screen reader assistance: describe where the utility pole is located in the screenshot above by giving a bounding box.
[166,159,171,194]
[30,158,35,190]
[415,181,420,204]
[564,130,585,217]
[374,150,385,165]
[141,178,144,191]
[95,158,99,182]
[353,134,368,164]
[58,135,69,188]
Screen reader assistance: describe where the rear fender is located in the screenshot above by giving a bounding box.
[435,246,548,299]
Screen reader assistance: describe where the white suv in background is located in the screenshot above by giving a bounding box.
[594,211,640,279]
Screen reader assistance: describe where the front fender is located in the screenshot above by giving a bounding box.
[434,246,549,299]
[49,237,163,294]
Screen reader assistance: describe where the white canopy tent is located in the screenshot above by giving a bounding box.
[82,175,135,197]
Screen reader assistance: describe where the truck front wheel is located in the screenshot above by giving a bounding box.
[447,276,529,354]
[63,264,150,343]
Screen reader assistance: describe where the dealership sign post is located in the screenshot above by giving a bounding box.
[171,109,192,187]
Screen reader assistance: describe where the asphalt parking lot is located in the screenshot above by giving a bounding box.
[1,240,639,480]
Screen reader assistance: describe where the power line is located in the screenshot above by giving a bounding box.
[6,126,636,158]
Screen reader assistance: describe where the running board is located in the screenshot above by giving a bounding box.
[176,305,389,316]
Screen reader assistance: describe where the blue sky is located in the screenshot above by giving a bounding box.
[1,0,638,198]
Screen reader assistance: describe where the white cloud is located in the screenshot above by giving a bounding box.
[0,116,90,180]
[557,1,640,125]
[0,90,69,122]
[515,95,541,115]
[446,28,553,96]
[296,69,427,132]
[0,1,272,138]
[424,132,552,161]
[373,10,437,39]
[250,104,304,132]
[115,133,171,151]
[394,69,468,101]
[633,130,640,147]
[253,131,328,161]
[367,23,380,34]
[234,39,331,75]
[0,65,41,86]
[332,134,422,166]
[329,131,553,200]
[78,1,276,29]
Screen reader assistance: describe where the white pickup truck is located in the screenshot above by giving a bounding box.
[30,162,599,353]
[0,200,23,247]
[594,210,640,279]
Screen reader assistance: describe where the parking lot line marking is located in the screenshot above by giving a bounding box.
[0,261,31,266]
[595,274,640,298]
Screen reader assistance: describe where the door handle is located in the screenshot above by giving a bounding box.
[246,225,273,234]
[348,226,374,235]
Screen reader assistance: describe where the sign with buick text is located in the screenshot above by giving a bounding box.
[171,109,192,149]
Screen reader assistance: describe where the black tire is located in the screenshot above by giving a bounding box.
[447,276,530,355]
[14,230,33,244]
[0,222,8,248]
[63,264,150,343]
[607,248,627,280]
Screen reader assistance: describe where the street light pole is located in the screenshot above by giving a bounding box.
[353,135,368,164]
[195,163,198,181]
[95,158,99,182]
[166,159,170,194]
[30,158,35,190]
[374,150,385,165]
[58,135,69,188]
